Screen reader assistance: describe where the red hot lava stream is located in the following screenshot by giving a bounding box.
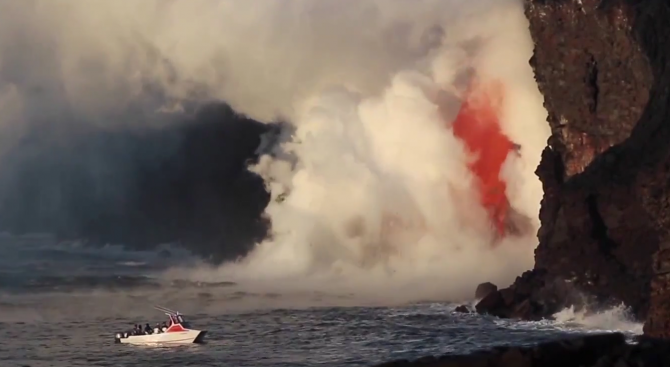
[448,79,517,239]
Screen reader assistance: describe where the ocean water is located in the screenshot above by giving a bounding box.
[0,234,643,367]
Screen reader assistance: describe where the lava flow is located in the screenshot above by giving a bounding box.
[449,78,517,238]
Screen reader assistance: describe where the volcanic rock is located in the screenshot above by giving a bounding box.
[474,282,497,300]
[476,0,670,329]
[645,249,670,337]
[475,269,583,320]
[371,333,670,367]
[454,305,471,313]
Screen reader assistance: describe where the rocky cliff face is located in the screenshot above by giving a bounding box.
[477,0,670,337]
[529,0,659,319]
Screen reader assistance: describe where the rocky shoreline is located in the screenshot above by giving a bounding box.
[473,0,670,336]
[373,0,670,364]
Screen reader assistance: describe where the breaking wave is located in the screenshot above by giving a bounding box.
[480,304,644,343]
[552,304,644,336]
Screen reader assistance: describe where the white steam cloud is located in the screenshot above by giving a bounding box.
[1,0,550,303]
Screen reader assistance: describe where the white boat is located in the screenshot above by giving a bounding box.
[114,305,207,345]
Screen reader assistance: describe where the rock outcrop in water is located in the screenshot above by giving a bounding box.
[372,333,670,367]
[476,0,670,337]
[475,270,585,320]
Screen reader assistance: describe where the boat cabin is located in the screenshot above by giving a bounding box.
[154,305,192,332]
[165,313,191,332]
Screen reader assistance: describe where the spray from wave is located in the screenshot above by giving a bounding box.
[0,0,549,302]
[551,304,643,336]
[482,304,644,342]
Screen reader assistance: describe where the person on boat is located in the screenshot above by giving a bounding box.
[161,321,168,332]
[144,323,153,334]
[154,323,162,334]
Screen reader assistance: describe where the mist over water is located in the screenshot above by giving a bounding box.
[0,235,643,367]
[0,0,550,305]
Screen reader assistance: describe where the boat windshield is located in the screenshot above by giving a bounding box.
[176,315,191,328]
[167,314,191,328]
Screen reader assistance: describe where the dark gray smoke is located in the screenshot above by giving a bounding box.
[0,102,274,262]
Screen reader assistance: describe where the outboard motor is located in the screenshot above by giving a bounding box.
[114,332,129,343]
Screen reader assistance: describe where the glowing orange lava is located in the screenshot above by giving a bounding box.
[449,79,516,237]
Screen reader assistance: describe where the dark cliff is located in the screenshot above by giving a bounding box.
[476,0,670,337]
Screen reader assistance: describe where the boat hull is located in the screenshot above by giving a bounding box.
[115,330,207,345]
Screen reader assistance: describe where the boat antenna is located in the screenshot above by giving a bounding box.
[153,305,180,315]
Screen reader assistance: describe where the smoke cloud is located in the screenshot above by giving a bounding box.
[0,0,550,302]
[0,0,482,125]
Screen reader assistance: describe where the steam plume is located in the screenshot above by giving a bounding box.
[172,0,550,301]
[0,0,550,302]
